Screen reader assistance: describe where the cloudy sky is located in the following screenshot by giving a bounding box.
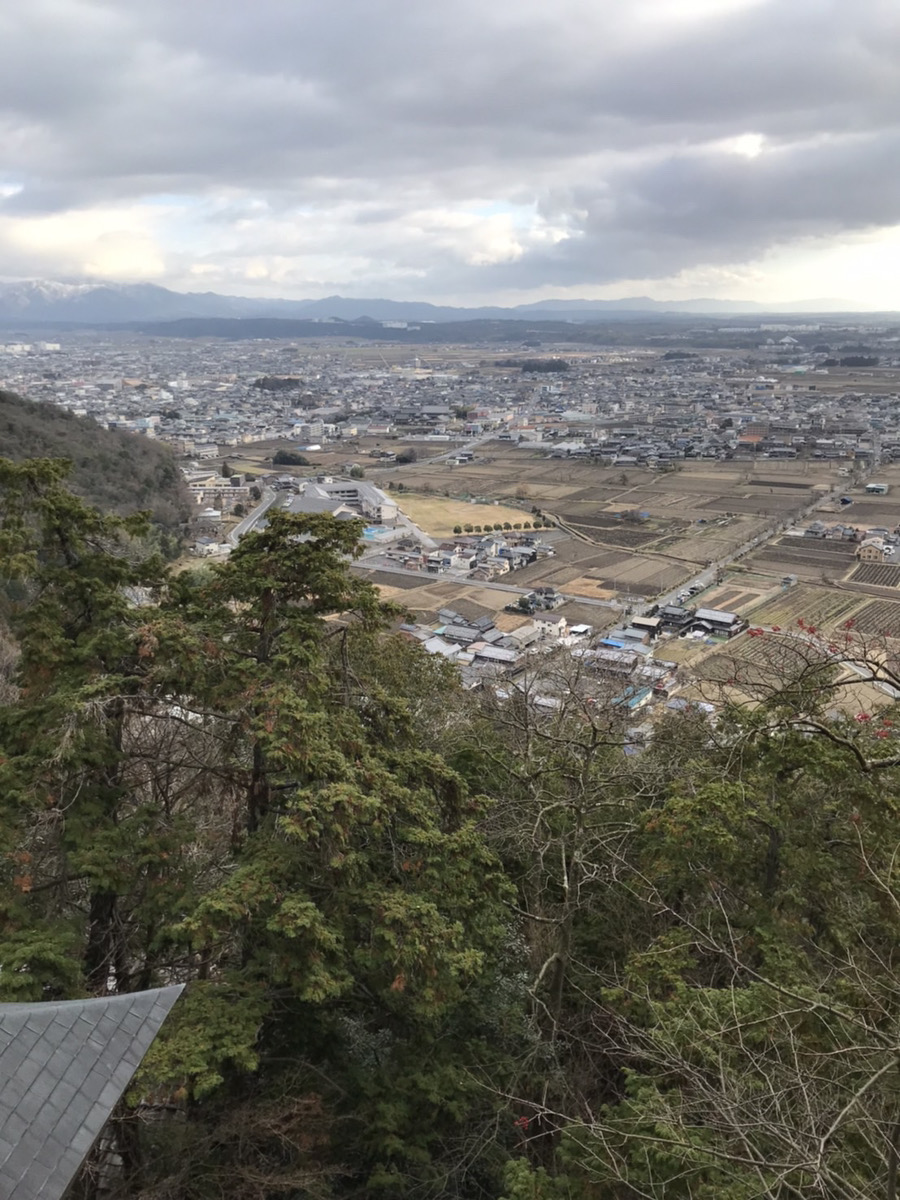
[1,0,899,305]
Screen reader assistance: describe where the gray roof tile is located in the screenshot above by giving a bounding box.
[0,985,183,1200]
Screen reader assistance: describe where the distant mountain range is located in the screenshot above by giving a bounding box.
[0,279,874,326]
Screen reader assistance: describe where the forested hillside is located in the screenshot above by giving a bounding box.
[0,389,190,531]
[3,457,900,1200]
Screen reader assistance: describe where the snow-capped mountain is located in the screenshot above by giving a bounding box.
[0,280,258,322]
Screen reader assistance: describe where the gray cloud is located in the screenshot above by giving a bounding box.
[0,0,898,296]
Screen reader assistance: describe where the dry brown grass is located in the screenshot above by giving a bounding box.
[396,492,530,536]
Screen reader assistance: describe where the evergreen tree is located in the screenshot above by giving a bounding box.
[0,466,521,1198]
[0,457,177,999]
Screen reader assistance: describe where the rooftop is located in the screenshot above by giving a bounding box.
[0,986,184,1200]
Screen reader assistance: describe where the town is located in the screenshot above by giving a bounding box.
[5,319,900,719]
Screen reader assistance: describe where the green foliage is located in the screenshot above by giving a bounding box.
[500,1159,589,1199]
[7,456,900,1199]
[442,663,900,1200]
[271,449,310,465]
[494,358,569,374]
[136,981,268,1099]
[252,375,303,391]
[0,463,521,1197]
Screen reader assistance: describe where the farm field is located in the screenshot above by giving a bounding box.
[552,476,820,560]
[745,536,858,581]
[773,365,900,398]
[555,576,617,600]
[393,492,530,536]
[511,543,688,598]
[824,498,899,524]
[825,678,898,717]
[694,583,774,615]
[688,636,894,715]
[741,587,900,639]
[694,635,815,697]
[381,449,842,521]
[222,457,273,477]
[378,450,848,577]
[650,635,720,667]
[687,626,900,716]
[849,600,900,637]
[850,564,900,588]
[744,585,863,630]
[363,575,518,623]
[813,462,900,523]
[656,518,773,565]
[556,514,669,550]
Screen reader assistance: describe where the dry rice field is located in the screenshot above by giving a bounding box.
[746,537,858,581]
[560,576,618,600]
[696,584,773,615]
[384,450,842,522]
[365,576,515,622]
[509,539,689,599]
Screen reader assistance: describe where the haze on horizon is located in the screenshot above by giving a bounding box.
[2,0,899,309]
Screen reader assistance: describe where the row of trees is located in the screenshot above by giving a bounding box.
[493,359,570,374]
[452,520,544,534]
[3,459,900,1198]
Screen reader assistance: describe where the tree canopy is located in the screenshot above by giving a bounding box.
[3,459,900,1200]
[271,449,311,466]
[0,389,191,531]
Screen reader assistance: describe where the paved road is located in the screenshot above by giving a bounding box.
[227,487,279,545]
